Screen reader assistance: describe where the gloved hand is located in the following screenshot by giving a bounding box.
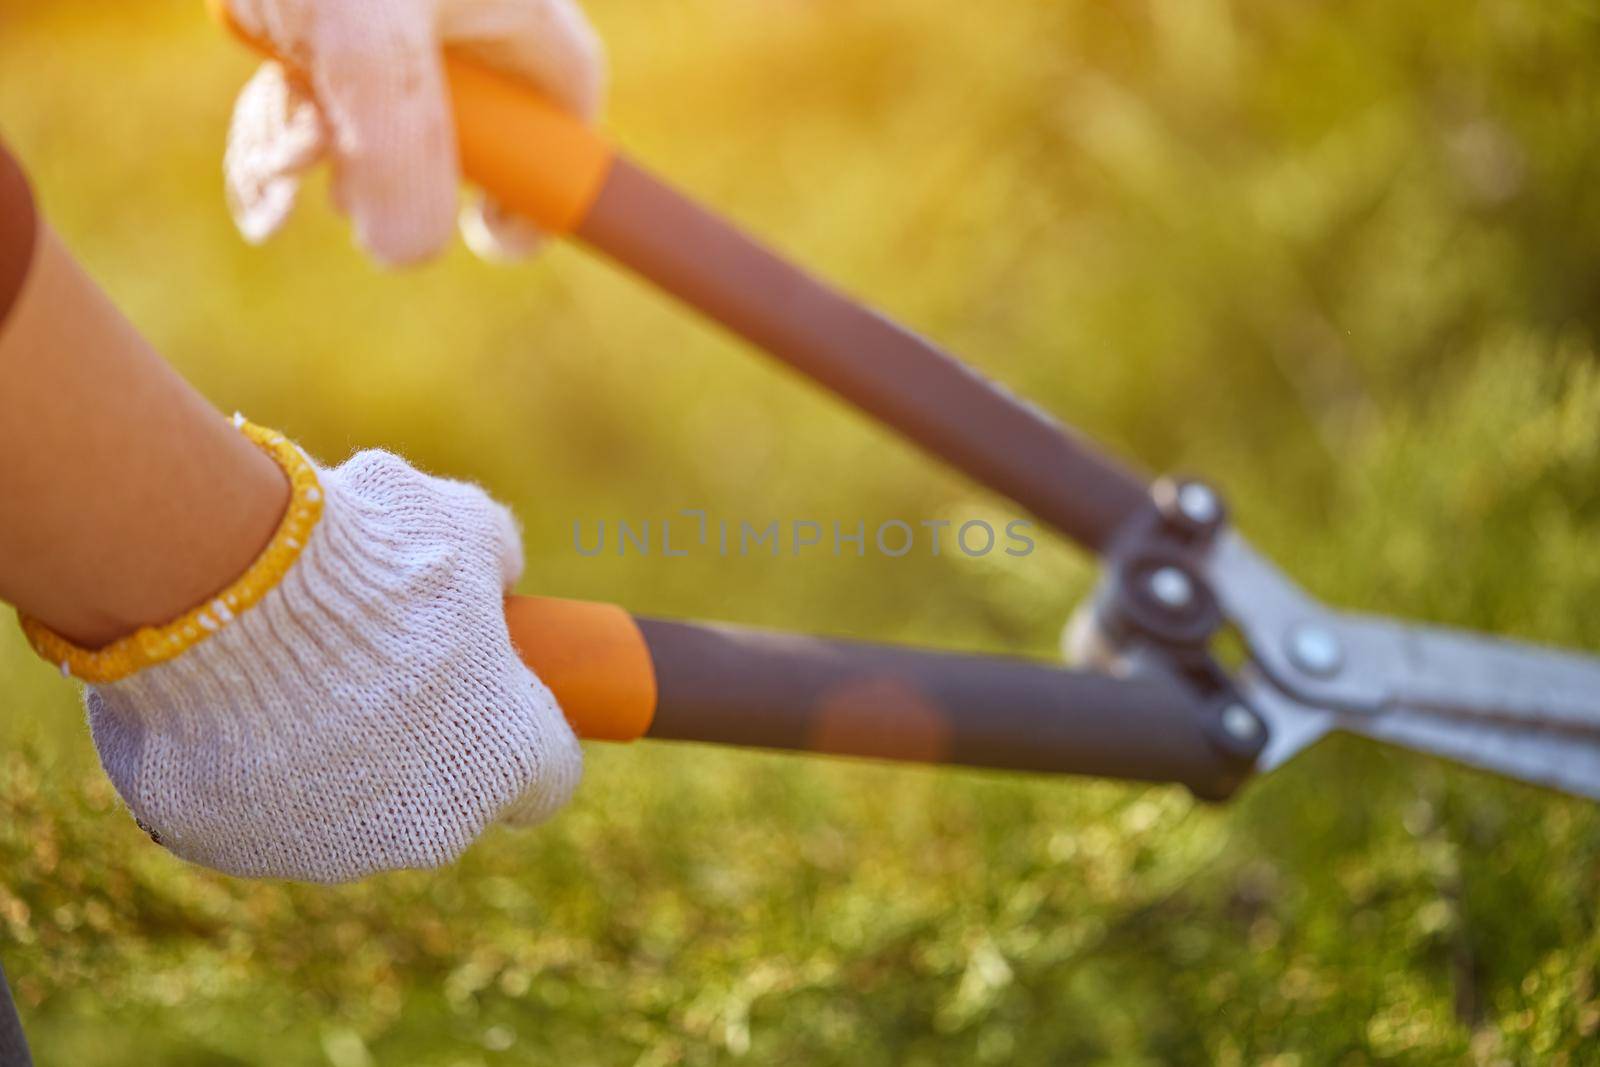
[23,421,581,883]
[222,0,605,265]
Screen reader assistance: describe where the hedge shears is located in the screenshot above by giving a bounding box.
[216,5,1600,803]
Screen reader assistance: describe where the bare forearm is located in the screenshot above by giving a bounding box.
[0,146,287,649]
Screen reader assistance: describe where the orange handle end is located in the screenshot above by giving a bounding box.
[504,596,657,741]
[443,57,614,234]
[207,0,615,234]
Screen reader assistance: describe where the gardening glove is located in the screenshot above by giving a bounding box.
[221,0,605,265]
[21,420,582,884]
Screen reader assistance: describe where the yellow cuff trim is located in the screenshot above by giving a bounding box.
[19,417,324,684]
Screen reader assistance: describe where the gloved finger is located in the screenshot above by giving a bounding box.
[496,667,583,827]
[438,0,607,122]
[485,495,527,593]
[447,476,527,593]
[224,0,317,67]
[459,192,546,262]
[309,0,459,266]
[224,62,329,245]
[344,452,528,591]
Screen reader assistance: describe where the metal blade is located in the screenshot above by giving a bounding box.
[1241,672,1600,798]
[1356,617,1600,733]
[1349,707,1600,800]
[1210,532,1600,798]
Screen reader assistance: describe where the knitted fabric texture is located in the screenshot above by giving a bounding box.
[84,446,581,884]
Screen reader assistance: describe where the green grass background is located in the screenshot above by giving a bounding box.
[3,0,1600,1062]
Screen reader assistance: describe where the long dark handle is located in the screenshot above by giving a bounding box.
[637,618,1246,798]
[503,597,1248,797]
[577,161,1153,554]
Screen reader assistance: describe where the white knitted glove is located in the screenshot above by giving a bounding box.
[81,442,582,883]
[223,0,605,265]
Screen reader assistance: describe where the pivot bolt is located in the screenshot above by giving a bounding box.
[1176,483,1221,527]
[1154,477,1227,541]
[1221,704,1261,743]
[1287,623,1344,677]
[1147,566,1195,611]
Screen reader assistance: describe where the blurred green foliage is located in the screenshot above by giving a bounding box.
[3,0,1600,1062]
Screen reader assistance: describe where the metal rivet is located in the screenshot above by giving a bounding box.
[1287,623,1344,677]
[1176,483,1220,527]
[1221,704,1261,742]
[1147,566,1195,610]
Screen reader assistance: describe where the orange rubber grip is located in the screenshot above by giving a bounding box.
[206,0,615,234]
[504,596,658,741]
